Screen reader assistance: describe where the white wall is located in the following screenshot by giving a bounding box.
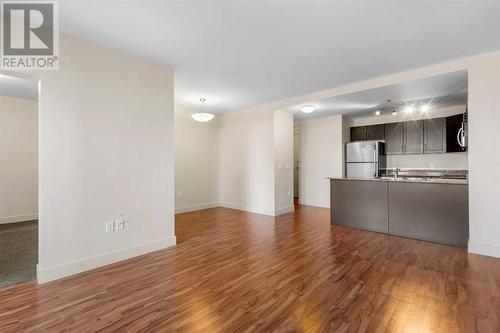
[184,107,292,217]
[274,111,294,215]
[218,107,275,216]
[175,107,219,214]
[0,96,38,224]
[467,52,500,258]
[299,115,346,208]
[350,105,468,170]
[5,32,176,283]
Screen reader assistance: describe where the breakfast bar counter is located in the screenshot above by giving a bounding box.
[329,177,469,247]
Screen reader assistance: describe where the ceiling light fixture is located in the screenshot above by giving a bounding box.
[392,110,398,116]
[375,110,382,116]
[300,105,316,113]
[191,98,215,122]
[420,105,430,112]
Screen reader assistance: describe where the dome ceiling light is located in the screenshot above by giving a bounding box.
[300,105,316,113]
[191,98,215,122]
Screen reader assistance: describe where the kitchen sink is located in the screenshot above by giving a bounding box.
[401,177,430,181]
[379,176,430,182]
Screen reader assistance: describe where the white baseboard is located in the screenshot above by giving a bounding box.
[175,203,219,214]
[219,202,275,216]
[275,206,294,216]
[298,200,329,209]
[468,241,500,259]
[37,236,176,284]
[0,214,38,224]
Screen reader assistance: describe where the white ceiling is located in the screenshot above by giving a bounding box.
[0,75,38,100]
[285,70,468,120]
[56,1,500,112]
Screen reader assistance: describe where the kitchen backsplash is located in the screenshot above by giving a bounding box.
[386,152,468,170]
[382,168,468,179]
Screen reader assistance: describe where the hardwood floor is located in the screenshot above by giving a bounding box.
[1,204,499,332]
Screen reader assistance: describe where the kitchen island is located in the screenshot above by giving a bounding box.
[329,176,469,247]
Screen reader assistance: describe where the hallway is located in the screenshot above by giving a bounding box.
[0,221,38,289]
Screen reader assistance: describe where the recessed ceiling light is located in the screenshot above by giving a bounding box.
[300,105,316,113]
[404,106,414,113]
[375,110,382,116]
[392,110,398,116]
[420,105,430,112]
[191,113,215,122]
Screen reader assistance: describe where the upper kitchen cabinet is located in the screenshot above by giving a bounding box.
[424,117,446,153]
[350,124,385,141]
[350,126,368,141]
[403,120,424,154]
[366,124,385,140]
[385,122,403,155]
[355,114,465,155]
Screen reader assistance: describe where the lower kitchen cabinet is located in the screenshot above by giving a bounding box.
[330,179,388,234]
[330,179,469,247]
[388,182,469,247]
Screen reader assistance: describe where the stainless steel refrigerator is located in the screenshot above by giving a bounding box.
[346,141,386,178]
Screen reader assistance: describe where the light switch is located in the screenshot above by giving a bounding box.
[105,221,114,233]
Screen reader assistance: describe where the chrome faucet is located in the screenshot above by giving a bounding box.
[394,168,401,179]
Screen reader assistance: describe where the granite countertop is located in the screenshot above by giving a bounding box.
[327,176,468,185]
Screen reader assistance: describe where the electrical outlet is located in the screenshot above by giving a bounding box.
[105,221,114,233]
[177,192,183,198]
[288,190,291,197]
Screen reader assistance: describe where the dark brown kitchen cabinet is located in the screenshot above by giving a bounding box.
[366,124,385,140]
[424,117,446,153]
[358,115,464,155]
[350,124,386,141]
[388,182,469,247]
[330,179,469,247]
[385,122,404,155]
[350,126,368,141]
[331,179,389,234]
[403,120,424,154]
